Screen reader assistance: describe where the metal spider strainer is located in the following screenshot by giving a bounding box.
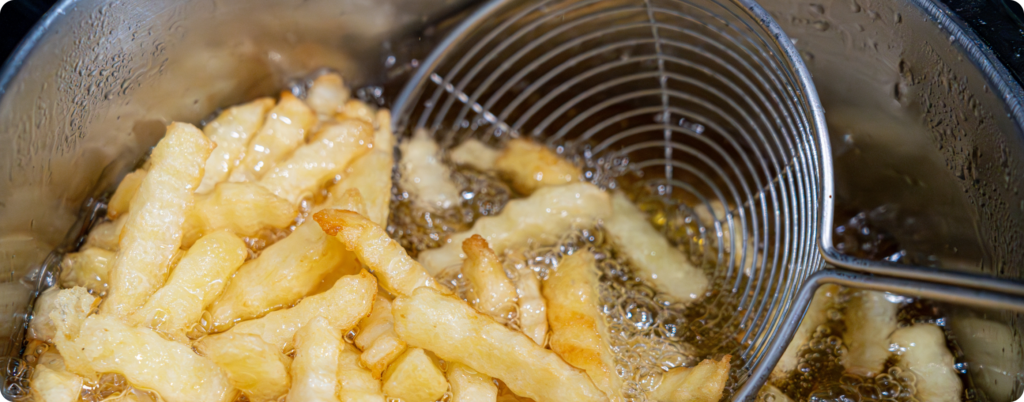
[390,0,1024,399]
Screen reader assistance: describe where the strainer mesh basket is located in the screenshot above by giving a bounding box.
[393,0,829,393]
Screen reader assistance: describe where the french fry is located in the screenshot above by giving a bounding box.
[448,363,498,402]
[512,261,547,346]
[258,119,373,205]
[205,222,353,332]
[890,324,962,402]
[381,348,449,402]
[338,99,376,125]
[101,122,214,319]
[84,217,124,251]
[461,235,517,323]
[194,333,292,402]
[196,98,275,194]
[842,290,898,377]
[337,342,386,402]
[543,250,621,400]
[59,247,114,294]
[130,230,247,340]
[182,182,298,246]
[399,128,462,211]
[373,109,395,152]
[758,385,794,402]
[230,92,317,182]
[313,209,449,297]
[30,352,83,402]
[774,284,839,377]
[199,270,375,353]
[648,356,731,402]
[493,139,580,195]
[450,139,500,172]
[107,170,147,219]
[307,73,350,119]
[29,287,61,342]
[354,296,406,379]
[392,287,609,402]
[604,191,707,304]
[418,183,612,275]
[326,147,393,226]
[288,317,341,402]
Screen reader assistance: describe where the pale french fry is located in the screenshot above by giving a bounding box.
[604,191,707,304]
[841,290,898,377]
[648,356,731,402]
[338,99,375,125]
[461,235,517,323]
[338,342,386,402]
[361,333,407,380]
[774,284,839,377]
[758,385,794,402]
[30,352,83,402]
[313,209,449,297]
[493,139,580,195]
[48,287,96,359]
[196,98,275,194]
[512,261,547,346]
[84,217,125,251]
[392,287,609,402]
[130,230,247,340]
[107,170,147,219]
[258,119,373,205]
[307,73,350,118]
[194,333,292,402]
[327,149,393,227]
[399,128,462,211]
[59,247,114,294]
[418,183,612,275]
[29,287,61,342]
[449,363,498,402]
[199,270,375,353]
[381,348,449,402]
[373,109,395,152]
[230,92,317,182]
[354,296,407,379]
[890,324,962,402]
[543,250,621,400]
[102,122,214,319]
[288,316,341,402]
[352,296,396,349]
[205,222,353,332]
[450,139,501,172]
[183,182,298,246]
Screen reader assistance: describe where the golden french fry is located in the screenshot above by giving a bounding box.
[102,122,214,319]
[461,235,517,323]
[775,284,839,377]
[493,139,580,195]
[648,356,731,402]
[842,290,898,377]
[313,209,449,297]
[29,287,61,342]
[307,73,350,118]
[543,250,621,400]
[338,342,385,402]
[259,119,373,205]
[338,99,375,125]
[399,128,461,211]
[890,324,962,402]
[354,296,407,379]
[199,270,375,353]
[205,222,353,332]
[194,333,292,402]
[512,262,547,346]
[418,183,612,275]
[183,182,298,247]
[373,109,394,152]
[30,352,83,402]
[392,287,609,402]
[353,296,395,350]
[59,247,114,294]
[327,149,393,227]
[450,139,500,172]
[196,98,275,194]
[130,230,247,340]
[448,363,498,402]
[604,191,707,304]
[84,217,124,251]
[107,170,147,219]
[288,316,341,402]
[230,92,317,182]
[381,348,449,402]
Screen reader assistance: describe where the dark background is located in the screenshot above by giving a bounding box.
[1,0,1023,85]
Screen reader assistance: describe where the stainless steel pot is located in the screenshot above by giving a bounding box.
[0,0,1021,400]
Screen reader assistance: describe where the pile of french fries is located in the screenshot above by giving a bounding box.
[28,73,730,402]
